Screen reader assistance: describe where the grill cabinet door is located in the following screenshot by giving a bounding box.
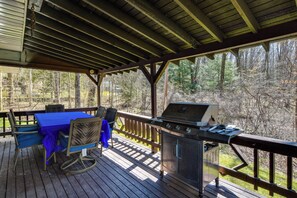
[178,138,201,186]
[162,132,178,173]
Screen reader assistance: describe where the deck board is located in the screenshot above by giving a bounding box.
[0,135,264,198]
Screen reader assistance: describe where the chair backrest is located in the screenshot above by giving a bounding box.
[95,106,106,118]
[7,112,18,145]
[66,117,102,156]
[45,104,65,113]
[104,107,117,129]
[9,109,17,125]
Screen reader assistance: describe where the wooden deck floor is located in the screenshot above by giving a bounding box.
[0,135,264,198]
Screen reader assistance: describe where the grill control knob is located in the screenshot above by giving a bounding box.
[166,123,171,129]
[186,127,192,134]
[175,125,181,130]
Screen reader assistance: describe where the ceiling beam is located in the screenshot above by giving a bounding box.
[24,42,102,70]
[39,4,145,61]
[46,0,162,57]
[101,20,297,73]
[125,0,200,48]
[33,11,136,63]
[24,36,112,68]
[24,46,100,71]
[174,0,224,42]
[261,42,270,53]
[26,23,129,65]
[82,0,177,53]
[1,61,89,74]
[230,0,260,33]
[25,29,120,66]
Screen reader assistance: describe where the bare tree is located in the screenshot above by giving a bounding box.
[75,73,81,108]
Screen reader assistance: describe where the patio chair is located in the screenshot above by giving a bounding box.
[45,104,65,112]
[104,107,117,148]
[59,117,102,174]
[95,106,106,118]
[7,112,43,170]
[9,109,38,131]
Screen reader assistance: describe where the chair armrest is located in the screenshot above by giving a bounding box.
[16,124,37,128]
[59,131,69,138]
[14,131,39,134]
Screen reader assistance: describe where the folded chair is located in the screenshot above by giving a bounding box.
[7,112,42,170]
[59,117,102,174]
[95,106,106,118]
[10,109,38,131]
[104,107,117,148]
[45,104,65,112]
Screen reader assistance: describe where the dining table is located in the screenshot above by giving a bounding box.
[35,112,110,161]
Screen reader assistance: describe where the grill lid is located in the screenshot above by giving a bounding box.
[159,102,219,126]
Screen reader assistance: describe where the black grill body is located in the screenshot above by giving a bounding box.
[148,102,242,196]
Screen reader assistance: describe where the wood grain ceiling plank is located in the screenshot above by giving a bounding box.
[82,0,178,53]
[174,0,224,42]
[124,0,200,48]
[230,0,260,33]
[47,0,162,57]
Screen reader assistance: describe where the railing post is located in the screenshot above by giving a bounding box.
[254,148,259,190]
[269,152,275,196]
[287,156,293,190]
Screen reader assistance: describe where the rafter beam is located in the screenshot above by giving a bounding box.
[24,42,101,70]
[154,61,169,84]
[231,0,260,33]
[46,0,161,57]
[101,20,297,73]
[139,65,151,82]
[24,29,119,66]
[174,0,224,42]
[261,42,270,53]
[125,0,199,48]
[82,0,177,53]
[37,6,138,62]
[229,49,239,57]
[206,54,215,60]
[27,23,128,65]
[86,73,98,85]
[24,35,112,68]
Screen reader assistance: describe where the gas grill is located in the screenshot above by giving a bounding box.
[148,102,242,196]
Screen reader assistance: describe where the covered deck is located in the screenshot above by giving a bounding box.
[0,0,297,197]
[0,134,264,198]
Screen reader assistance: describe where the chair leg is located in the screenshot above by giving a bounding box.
[43,148,47,171]
[14,149,20,170]
[100,143,103,157]
[53,152,57,163]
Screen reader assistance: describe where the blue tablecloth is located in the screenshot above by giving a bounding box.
[35,112,110,160]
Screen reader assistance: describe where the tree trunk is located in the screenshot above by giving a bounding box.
[219,53,226,96]
[53,71,60,103]
[28,69,33,107]
[75,73,81,108]
[0,73,2,111]
[8,73,14,107]
[68,73,71,108]
[162,67,169,111]
[87,77,96,107]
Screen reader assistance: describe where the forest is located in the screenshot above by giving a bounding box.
[0,38,296,143]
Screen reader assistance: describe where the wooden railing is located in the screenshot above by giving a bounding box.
[0,107,97,137]
[113,111,297,197]
[114,111,160,153]
[1,109,296,197]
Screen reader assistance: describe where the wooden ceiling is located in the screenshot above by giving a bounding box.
[0,0,297,75]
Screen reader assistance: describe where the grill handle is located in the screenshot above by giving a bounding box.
[176,140,182,159]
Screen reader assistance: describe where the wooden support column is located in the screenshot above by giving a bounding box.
[97,73,104,106]
[151,63,157,118]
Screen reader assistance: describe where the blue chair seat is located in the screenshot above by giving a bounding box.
[59,133,97,153]
[16,125,39,132]
[17,133,43,149]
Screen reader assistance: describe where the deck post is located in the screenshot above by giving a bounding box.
[97,73,104,106]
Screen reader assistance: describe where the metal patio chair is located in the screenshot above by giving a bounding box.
[104,107,117,148]
[45,104,65,113]
[9,109,38,131]
[59,117,102,174]
[7,112,43,170]
[95,106,106,118]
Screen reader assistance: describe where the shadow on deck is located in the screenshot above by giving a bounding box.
[0,135,264,198]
